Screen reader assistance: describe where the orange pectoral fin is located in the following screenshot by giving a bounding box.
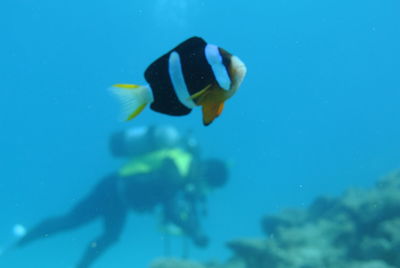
[216,102,224,116]
[202,102,225,126]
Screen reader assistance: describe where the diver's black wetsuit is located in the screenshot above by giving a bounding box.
[17,170,205,268]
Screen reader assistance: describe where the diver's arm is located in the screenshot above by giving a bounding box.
[183,185,208,217]
[162,198,208,248]
[163,199,194,234]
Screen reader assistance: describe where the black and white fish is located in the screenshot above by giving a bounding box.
[110,36,247,126]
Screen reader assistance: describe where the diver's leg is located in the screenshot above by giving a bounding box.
[76,206,127,268]
[17,197,99,247]
[17,175,117,247]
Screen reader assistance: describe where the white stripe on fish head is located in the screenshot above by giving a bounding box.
[205,44,231,91]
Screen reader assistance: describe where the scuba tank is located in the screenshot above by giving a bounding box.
[110,125,199,158]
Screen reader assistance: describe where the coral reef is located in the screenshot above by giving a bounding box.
[150,170,400,268]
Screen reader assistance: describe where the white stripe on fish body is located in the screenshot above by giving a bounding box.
[168,51,196,109]
[205,44,231,91]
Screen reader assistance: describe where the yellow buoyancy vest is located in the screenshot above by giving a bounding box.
[118,148,193,178]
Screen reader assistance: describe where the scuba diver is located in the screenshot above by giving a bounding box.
[15,125,229,268]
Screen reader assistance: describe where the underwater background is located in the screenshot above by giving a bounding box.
[1,0,400,267]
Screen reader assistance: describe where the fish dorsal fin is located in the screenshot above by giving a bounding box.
[189,84,212,104]
[202,101,224,126]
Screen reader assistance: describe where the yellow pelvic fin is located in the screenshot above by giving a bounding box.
[202,101,225,126]
[189,84,212,103]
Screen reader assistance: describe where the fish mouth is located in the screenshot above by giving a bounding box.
[230,56,247,90]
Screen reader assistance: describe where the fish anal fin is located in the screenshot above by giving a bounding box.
[202,101,224,126]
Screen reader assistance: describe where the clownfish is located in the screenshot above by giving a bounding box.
[110,36,247,126]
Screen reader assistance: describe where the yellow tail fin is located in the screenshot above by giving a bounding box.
[109,84,154,121]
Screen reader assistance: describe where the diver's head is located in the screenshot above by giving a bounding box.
[202,159,229,189]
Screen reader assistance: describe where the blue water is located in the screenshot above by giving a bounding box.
[1,0,400,267]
